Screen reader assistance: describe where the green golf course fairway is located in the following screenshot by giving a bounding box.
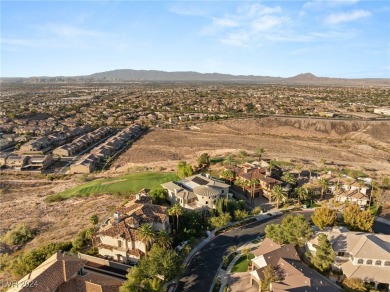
[45,172,178,202]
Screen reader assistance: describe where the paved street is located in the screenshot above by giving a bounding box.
[176,214,287,292]
[176,212,389,292]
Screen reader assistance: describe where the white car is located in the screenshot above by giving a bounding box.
[175,240,188,252]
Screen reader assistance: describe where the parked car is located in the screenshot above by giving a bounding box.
[175,240,188,252]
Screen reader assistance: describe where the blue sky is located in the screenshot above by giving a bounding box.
[1,1,389,78]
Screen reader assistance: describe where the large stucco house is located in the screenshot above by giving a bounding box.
[250,238,339,291]
[161,174,230,210]
[9,252,123,292]
[332,179,371,208]
[225,161,283,201]
[95,193,169,263]
[307,227,390,291]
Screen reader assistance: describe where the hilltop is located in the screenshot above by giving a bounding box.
[2,69,389,86]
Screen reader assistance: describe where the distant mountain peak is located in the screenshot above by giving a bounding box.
[292,72,318,79]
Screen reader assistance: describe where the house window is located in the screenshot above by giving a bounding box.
[222,190,224,193]
[338,252,345,256]
[385,261,390,266]
[358,259,364,264]
[206,201,208,205]
[366,260,372,265]
[118,240,122,248]
[375,260,382,266]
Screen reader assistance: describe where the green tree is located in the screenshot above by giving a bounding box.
[265,215,313,246]
[209,212,232,229]
[241,247,251,261]
[89,214,99,227]
[198,153,210,167]
[179,210,204,237]
[342,277,367,292]
[121,246,183,291]
[228,245,238,255]
[220,169,234,185]
[261,266,280,291]
[281,172,297,186]
[311,204,337,230]
[343,203,374,232]
[234,209,249,221]
[251,206,262,215]
[168,203,184,232]
[381,176,390,189]
[71,229,92,252]
[307,234,335,272]
[155,230,172,248]
[239,150,248,163]
[176,161,193,179]
[223,155,235,166]
[1,225,35,246]
[138,224,155,257]
[295,165,303,179]
[271,185,288,209]
[255,147,265,160]
[9,242,72,276]
[319,178,330,200]
[234,178,246,194]
[249,178,260,205]
[293,186,309,205]
[149,187,168,205]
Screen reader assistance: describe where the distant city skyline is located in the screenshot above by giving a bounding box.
[1,0,389,78]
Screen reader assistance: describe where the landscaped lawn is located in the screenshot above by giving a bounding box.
[45,172,178,202]
[231,254,255,273]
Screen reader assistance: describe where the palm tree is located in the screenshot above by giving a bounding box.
[268,161,276,176]
[271,185,287,209]
[296,165,303,179]
[168,203,184,232]
[156,230,172,248]
[228,245,238,254]
[223,155,234,166]
[89,214,99,248]
[220,169,234,185]
[243,179,250,198]
[293,186,308,205]
[319,178,330,200]
[138,224,155,257]
[239,150,248,163]
[307,166,315,180]
[89,214,98,227]
[250,178,260,205]
[333,172,343,202]
[255,147,265,161]
[281,172,297,186]
[234,178,245,193]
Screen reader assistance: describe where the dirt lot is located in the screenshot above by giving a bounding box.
[0,172,122,255]
[111,117,390,177]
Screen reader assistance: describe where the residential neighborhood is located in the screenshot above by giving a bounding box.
[0,76,389,292]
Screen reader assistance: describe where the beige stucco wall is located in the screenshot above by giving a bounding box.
[69,164,93,174]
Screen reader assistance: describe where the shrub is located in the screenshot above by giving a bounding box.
[1,225,36,246]
[9,242,72,276]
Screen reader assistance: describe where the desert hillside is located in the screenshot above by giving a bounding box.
[112,117,390,176]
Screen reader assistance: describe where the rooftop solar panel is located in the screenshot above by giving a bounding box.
[192,176,209,185]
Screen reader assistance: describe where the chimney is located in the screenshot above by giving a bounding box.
[114,211,120,224]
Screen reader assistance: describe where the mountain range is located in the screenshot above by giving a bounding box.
[2,70,389,86]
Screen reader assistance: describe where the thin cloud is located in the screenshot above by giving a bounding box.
[212,18,239,28]
[203,3,288,47]
[35,23,105,37]
[325,9,371,24]
[167,4,207,17]
[303,0,359,10]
